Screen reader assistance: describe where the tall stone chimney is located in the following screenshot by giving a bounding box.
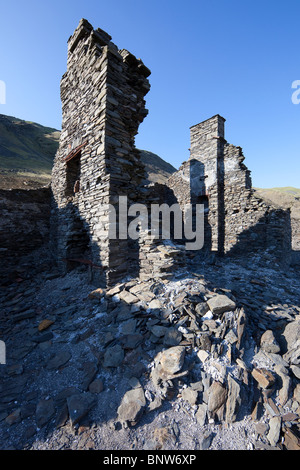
[51,19,151,286]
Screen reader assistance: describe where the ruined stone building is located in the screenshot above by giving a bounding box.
[51,19,151,286]
[168,115,291,260]
[50,19,292,287]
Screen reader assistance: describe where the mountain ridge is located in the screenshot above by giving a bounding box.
[0,113,60,173]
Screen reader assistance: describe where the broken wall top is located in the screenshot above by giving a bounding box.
[67,18,151,78]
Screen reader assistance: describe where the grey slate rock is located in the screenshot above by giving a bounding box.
[158,346,185,375]
[30,331,53,344]
[103,344,124,367]
[207,381,227,414]
[181,387,198,406]
[36,398,55,428]
[46,350,72,370]
[196,403,207,426]
[260,330,281,354]
[81,361,98,390]
[117,387,146,426]
[199,431,214,450]
[267,416,282,447]
[163,327,182,346]
[290,365,300,379]
[195,302,209,317]
[207,294,236,316]
[282,320,300,352]
[67,392,96,426]
[225,375,241,424]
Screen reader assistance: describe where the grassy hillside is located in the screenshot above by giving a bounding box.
[254,187,300,220]
[139,149,177,184]
[0,114,60,174]
[0,113,177,189]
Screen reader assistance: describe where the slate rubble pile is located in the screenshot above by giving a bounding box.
[0,258,299,450]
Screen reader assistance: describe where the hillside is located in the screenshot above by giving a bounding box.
[0,114,60,171]
[0,114,60,189]
[0,113,298,208]
[254,187,300,220]
[139,149,177,184]
[0,113,177,189]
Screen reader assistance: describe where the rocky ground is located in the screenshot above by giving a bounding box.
[0,170,51,190]
[0,252,300,452]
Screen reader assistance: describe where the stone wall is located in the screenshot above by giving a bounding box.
[51,19,151,286]
[51,21,293,287]
[137,183,186,281]
[168,115,291,266]
[291,217,300,265]
[0,187,51,283]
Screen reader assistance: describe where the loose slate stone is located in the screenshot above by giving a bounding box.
[148,395,163,412]
[293,383,300,402]
[117,387,146,426]
[236,307,246,350]
[181,387,198,406]
[282,320,300,352]
[148,299,162,310]
[118,290,139,304]
[197,349,209,363]
[103,344,124,367]
[225,375,241,423]
[81,361,98,391]
[252,368,276,389]
[20,402,36,419]
[32,332,54,343]
[5,408,21,426]
[47,350,72,370]
[119,334,143,349]
[163,327,182,346]
[55,404,69,429]
[267,416,282,447]
[67,393,96,426]
[283,428,300,450]
[151,346,187,384]
[274,365,290,406]
[200,431,214,450]
[36,398,55,428]
[207,381,227,414]
[207,295,236,316]
[195,302,209,317]
[54,386,79,407]
[260,330,280,354]
[225,329,238,345]
[88,378,104,394]
[159,346,185,375]
[196,403,207,426]
[88,288,105,300]
[290,365,300,379]
[38,319,54,332]
[150,325,168,338]
[119,319,137,335]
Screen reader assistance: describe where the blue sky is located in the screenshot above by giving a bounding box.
[0,0,299,188]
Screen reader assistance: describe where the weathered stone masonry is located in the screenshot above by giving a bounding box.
[168,115,291,266]
[51,20,292,287]
[51,19,151,286]
[0,187,51,283]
